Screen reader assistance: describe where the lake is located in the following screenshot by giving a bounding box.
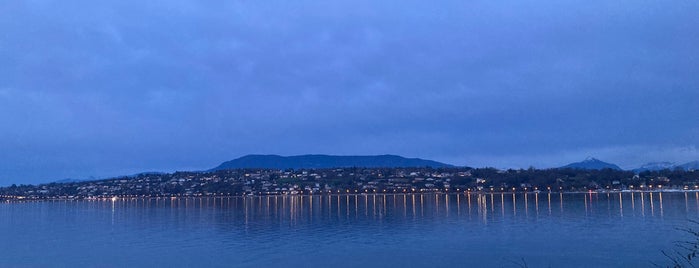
[1,192,698,267]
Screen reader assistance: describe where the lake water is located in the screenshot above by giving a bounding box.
[1,192,698,267]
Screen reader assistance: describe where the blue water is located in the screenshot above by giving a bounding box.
[1,192,697,267]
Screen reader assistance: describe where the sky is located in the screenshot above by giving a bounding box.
[1,0,699,184]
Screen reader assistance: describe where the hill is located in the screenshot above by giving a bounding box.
[633,162,676,173]
[211,154,454,170]
[631,161,699,172]
[560,157,622,170]
[678,161,699,171]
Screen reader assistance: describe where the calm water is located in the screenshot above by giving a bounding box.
[1,192,698,267]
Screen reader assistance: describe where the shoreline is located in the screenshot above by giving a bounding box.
[2,189,697,202]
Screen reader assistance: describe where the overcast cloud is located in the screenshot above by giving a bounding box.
[1,0,698,184]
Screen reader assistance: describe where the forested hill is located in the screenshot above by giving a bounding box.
[211,154,454,170]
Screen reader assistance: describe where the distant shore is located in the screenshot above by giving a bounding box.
[2,189,698,202]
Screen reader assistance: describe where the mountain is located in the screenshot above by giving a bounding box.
[632,161,699,172]
[633,162,676,173]
[560,157,622,170]
[52,173,164,184]
[678,161,699,171]
[211,154,454,170]
[127,171,166,178]
[53,178,83,184]
[53,176,101,184]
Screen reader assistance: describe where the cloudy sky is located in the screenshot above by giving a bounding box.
[1,0,698,184]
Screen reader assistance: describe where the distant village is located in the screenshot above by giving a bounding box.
[1,167,699,200]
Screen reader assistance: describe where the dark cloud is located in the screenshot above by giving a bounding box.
[1,0,698,183]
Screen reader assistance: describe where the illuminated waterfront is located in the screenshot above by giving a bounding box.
[1,192,697,267]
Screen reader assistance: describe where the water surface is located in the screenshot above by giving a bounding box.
[1,192,697,267]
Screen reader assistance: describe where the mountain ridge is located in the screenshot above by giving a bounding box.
[561,157,622,170]
[632,162,676,173]
[630,161,699,172]
[211,154,454,170]
[677,161,699,171]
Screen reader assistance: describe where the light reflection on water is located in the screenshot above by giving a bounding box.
[1,192,698,267]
